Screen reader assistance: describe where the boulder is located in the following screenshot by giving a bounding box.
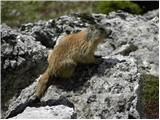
[1,10,158,118]
[5,55,141,119]
[10,105,74,119]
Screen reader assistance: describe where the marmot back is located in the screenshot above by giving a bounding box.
[36,25,112,98]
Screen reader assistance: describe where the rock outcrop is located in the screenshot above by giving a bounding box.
[1,10,159,118]
[10,105,74,119]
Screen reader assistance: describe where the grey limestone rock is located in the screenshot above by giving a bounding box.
[5,55,141,119]
[95,10,159,76]
[1,24,48,117]
[10,105,74,119]
[1,10,159,119]
[143,9,159,20]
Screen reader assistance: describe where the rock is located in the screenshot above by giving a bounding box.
[20,20,57,48]
[43,55,140,119]
[1,24,47,70]
[143,9,159,20]
[10,105,74,119]
[5,55,141,119]
[111,44,138,56]
[1,24,48,117]
[3,78,39,118]
[1,10,159,119]
[96,10,159,76]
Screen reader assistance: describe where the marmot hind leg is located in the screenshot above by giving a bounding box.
[58,59,77,78]
[80,55,96,64]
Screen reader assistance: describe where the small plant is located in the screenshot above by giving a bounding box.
[96,1,143,14]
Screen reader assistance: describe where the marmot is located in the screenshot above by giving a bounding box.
[35,25,111,98]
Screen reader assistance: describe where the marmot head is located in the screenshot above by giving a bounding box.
[86,25,112,43]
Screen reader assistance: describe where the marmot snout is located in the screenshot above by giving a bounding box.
[86,25,112,43]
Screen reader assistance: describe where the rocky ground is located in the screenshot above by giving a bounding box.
[1,9,159,119]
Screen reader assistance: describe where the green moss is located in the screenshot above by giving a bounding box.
[96,1,143,15]
[142,74,159,102]
[1,1,98,27]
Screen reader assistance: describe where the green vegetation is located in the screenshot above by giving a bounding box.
[1,1,97,27]
[2,1,144,27]
[143,74,159,102]
[142,74,159,118]
[96,1,143,14]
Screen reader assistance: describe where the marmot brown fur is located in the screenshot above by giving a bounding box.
[36,25,111,98]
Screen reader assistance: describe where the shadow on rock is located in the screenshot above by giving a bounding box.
[6,96,74,119]
[5,57,126,119]
[51,57,125,91]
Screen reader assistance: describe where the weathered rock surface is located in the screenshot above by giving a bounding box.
[4,55,140,119]
[95,10,159,76]
[42,55,141,119]
[1,24,48,116]
[143,9,159,20]
[1,9,158,119]
[10,105,74,119]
